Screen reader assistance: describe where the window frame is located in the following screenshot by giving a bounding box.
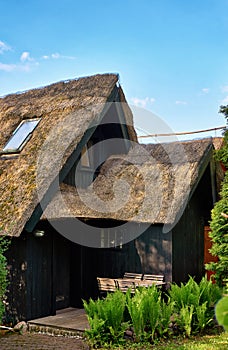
[2,118,41,154]
[80,140,94,170]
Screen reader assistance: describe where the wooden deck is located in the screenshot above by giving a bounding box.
[28,308,89,337]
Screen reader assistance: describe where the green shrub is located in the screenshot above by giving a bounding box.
[126,289,146,342]
[168,276,222,335]
[0,235,10,324]
[215,296,228,332]
[83,290,128,347]
[158,298,174,337]
[177,304,194,337]
[141,286,161,341]
[83,277,223,347]
[205,106,228,286]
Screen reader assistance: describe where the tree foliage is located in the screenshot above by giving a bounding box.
[214,105,228,168]
[206,105,228,286]
[0,235,10,324]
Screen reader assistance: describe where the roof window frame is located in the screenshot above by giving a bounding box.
[2,118,41,154]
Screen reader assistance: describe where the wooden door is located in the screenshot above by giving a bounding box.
[54,234,71,310]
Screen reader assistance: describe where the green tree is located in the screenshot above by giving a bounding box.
[206,105,228,286]
[214,105,228,168]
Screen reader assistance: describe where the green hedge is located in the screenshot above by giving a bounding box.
[0,236,10,324]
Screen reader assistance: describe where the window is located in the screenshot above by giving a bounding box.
[80,145,91,168]
[2,118,40,153]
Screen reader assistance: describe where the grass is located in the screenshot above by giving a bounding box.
[98,330,228,349]
[148,332,228,350]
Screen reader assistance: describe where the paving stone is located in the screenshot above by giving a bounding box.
[0,333,89,349]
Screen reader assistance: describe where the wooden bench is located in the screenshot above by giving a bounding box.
[97,277,117,294]
[97,274,165,296]
[123,272,143,280]
[143,274,164,282]
[115,279,135,293]
[124,272,165,283]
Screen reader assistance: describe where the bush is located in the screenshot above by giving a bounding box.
[83,289,128,348]
[205,105,228,286]
[215,295,228,332]
[168,276,222,336]
[0,235,10,324]
[83,277,222,347]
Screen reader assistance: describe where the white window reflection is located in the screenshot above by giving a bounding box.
[3,119,40,152]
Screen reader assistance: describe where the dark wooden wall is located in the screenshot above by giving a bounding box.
[64,102,130,188]
[6,223,82,322]
[5,220,171,323]
[134,225,172,282]
[5,234,27,324]
[172,164,213,283]
[26,229,54,319]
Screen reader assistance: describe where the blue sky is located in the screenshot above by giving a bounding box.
[1,0,228,141]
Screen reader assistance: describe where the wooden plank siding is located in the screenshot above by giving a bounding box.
[5,234,27,323]
[63,102,131,189]
[172,164,213,283]
[134,225,172,283]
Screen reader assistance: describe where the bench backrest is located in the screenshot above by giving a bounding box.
[123,272,142,280]
[143,274,164,282]
[116,279,135,293]
[97,277,117,292]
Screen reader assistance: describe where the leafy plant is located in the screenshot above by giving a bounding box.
[84,315,106,348]
[83,290,128,347]
[157,298,174,337]
[195,301,209,331]
[126,289,145,342]
[169,277,200,311]
[142,286,161,341]
[168,276,222,335]
[0,235,10,324]
[205,105,228,286]
[83,277,223,347]
[178,304,194,337]
[215,296,228,332]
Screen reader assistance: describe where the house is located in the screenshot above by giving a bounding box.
[44,137,223,286]
[0,73,223,324]
[0,73,137,322]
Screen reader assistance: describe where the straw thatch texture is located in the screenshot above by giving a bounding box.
[43,138,214,228]
[0,73,136,237]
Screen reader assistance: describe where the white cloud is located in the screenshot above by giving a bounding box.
[0,61,38,72]
[0,40,11,54]
[175,100,187,105]
[0,62,16,72]
[131,97,155,108]
[221,85,228,93]
[20,51,34,62]
[221,96,228,105]
[51,53,60,59]
[41,52,76,60]
[202,88,210,94]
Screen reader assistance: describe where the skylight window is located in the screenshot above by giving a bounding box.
[3,119,40,153]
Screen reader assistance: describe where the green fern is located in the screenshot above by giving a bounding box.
[126,289,145,342]
[158,298,174,337]
[178,304,194,337]
[83,290,128,347]
[195,301,211,331]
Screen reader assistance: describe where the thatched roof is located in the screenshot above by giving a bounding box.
[0,73,137,237]
[43,138,217,232]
